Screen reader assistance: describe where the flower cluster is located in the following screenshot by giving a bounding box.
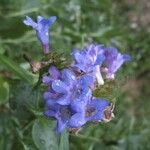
[43,66,113,133]
[23,16,131,133]
[42,44,131,133]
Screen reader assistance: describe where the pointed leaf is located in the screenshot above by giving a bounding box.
[0,54,37,85]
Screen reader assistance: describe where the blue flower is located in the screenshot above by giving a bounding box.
[43,67,93,106]
[71,44,105,85]
[69,97,112,128]
[43,66,115,133]
[44,92,113,132]
[104,47,131,79]
[44,102,72,133]
[86,98,112,122]
[43,69,93,133]
[23,16,56,54]
[42,66,61,85]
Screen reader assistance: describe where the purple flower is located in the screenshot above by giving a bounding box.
[44,102,72,133]
[43,67,93,132]
[43,68,93,106]
[42,66,61,85]
[44,94,113,132]
[43,65,115,133]
[69,97,112,128]
[104,47,131,79]
[86,98,112,122]
[71,44,105,85]
[23,16,56,54]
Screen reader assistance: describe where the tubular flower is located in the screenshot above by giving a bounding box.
[103,47,131,79]
[69,97,112,128]
[71,44,105,85]
[44,102,72,133]
[23,16,56,54]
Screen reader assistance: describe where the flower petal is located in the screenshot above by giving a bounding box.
[52,80,68,93]
[57,94,70,105]
[72,49,85,64]
[48,66,61,79]
[93,66,104,85]
[94,54,105,66]
[56,118,67,133]
[80,75,95,87]
[87,98,110,121]
[37,16,44,23]
[69,113,86,128]
[48,16,57,25]
[23,16,37,29]
[42,75,52,85]
[61,69,76,85]
[104,47,131,79]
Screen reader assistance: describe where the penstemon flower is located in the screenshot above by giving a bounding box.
[69,97,111,128]
[23,16,56,54]
[44,103,72,133]
[103,47,131,80]
[71,44,105,85]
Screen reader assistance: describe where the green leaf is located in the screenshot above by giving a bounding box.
[0,54,37,85]
[32,118,58,150]
[0,76,9,104]
[21,0,41,10]
[59,130,69,150]
[0,47,5,54]
[9,80,42,120]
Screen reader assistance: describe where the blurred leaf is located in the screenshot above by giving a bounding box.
[59,129,69,150]
[6,5,50,18]
[20,141,30,150]
[32,118,58,150]
[0,76,9,104]
[0,111,14,150]
[0,47,5,54]
[21,0,41,10]
[9,80,42,119]
[0,54,37,85]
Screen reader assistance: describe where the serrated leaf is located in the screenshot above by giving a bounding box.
[0,54,37,85]
[32,118,58,150]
